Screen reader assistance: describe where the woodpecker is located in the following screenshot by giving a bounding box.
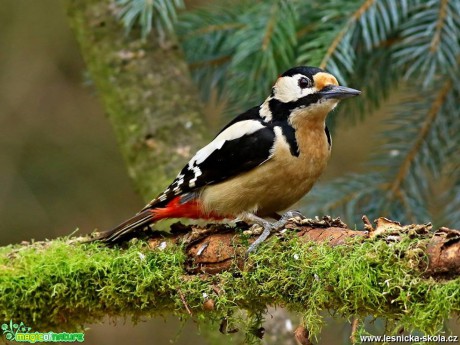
[96,66,360,252]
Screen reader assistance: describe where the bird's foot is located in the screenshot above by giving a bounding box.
[243,210,305,255]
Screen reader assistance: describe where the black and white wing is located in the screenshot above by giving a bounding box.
[144,112,276,209]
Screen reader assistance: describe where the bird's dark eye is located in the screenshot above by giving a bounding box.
[298,77,311,89]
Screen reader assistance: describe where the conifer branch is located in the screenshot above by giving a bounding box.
[261,3,277,51]
[388,79,452,196]
[319,0,375,69]
[430,0,449,53]
[187,23,245,36]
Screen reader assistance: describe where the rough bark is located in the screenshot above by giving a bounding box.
[149,216,460,277]
[66,0,208,200]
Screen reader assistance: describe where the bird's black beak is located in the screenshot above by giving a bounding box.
[318,85,361,100]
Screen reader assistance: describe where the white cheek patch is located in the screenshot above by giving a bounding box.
[274,76,301,102]
[191,120,265,165]
[274,74,316,103]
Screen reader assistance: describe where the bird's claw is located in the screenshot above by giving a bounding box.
[246,210,305,255]
[279,210,306,223]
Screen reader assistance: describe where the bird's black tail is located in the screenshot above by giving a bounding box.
[91,209,154,243]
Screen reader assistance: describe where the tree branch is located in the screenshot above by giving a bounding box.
[66,0,208,200]
[1,217,459,338]
[150,216,460,277]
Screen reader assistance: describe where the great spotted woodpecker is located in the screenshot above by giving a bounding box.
[96,66,360,252]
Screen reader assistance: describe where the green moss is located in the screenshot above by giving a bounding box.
[1,232,458,341]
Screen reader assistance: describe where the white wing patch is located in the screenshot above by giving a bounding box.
[146,120,270,208]
[191,120,265,166]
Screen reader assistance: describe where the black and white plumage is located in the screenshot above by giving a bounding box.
[99,66,360,248]
[143,66,358,212]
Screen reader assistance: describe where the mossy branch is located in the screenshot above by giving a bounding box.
[1,217,459,340]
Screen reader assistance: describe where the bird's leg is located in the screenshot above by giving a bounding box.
[266,212,282,221]
[240,210,305,254]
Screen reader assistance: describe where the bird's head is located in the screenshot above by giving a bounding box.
[260,66,360,123]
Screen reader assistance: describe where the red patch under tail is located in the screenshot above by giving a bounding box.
[151,196,225,221]
[95,196,226,244]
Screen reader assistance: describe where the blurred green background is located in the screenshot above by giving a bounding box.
[0,1,141,246]
[1,1,457,344]
[0,2,202,344]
